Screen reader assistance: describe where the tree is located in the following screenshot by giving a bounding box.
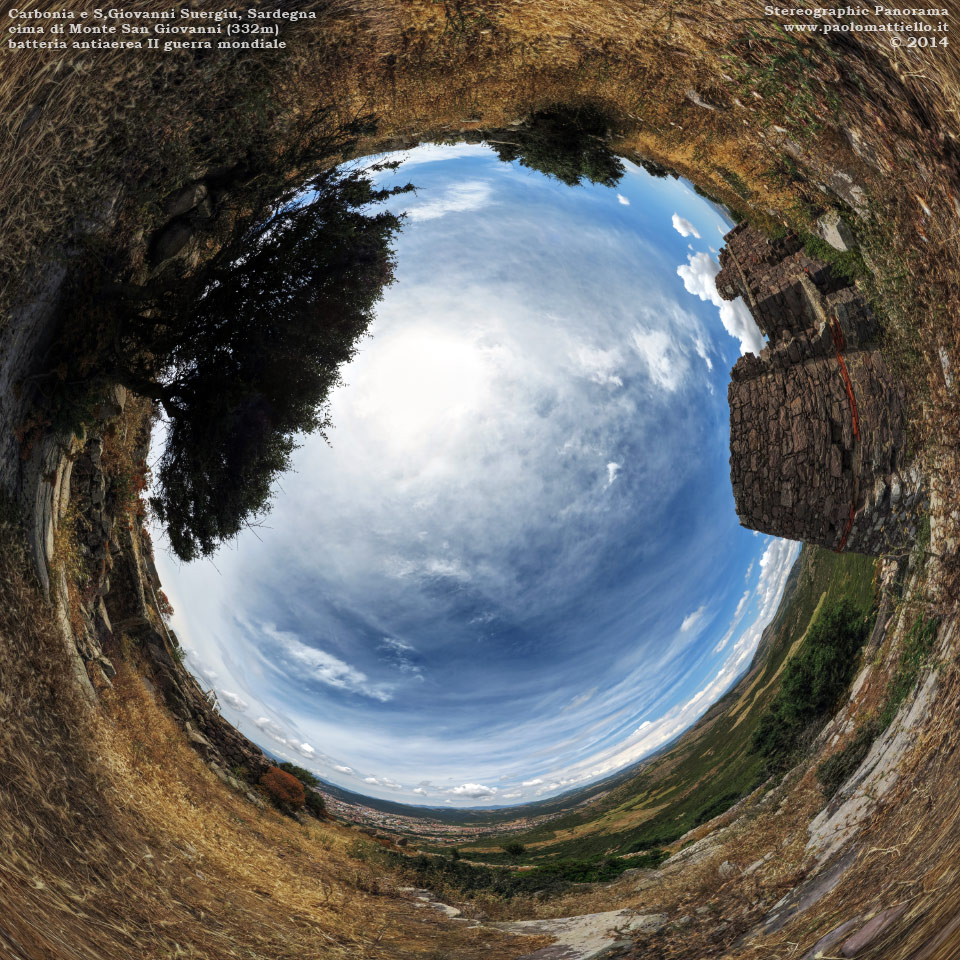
[278,761,320,787]
[502,841,526,857]
[483,105,624,188]
[110,165,411,560]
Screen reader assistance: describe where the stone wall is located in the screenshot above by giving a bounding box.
[722,223,924,555]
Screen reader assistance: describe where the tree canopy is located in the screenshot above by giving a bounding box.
[114,165,410,560]
[482,105,625,188]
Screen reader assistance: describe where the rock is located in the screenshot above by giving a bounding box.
[491,909,665,959]
[685,88,722,111]
[96,384,126,421]
[150,220,193,267]
[839,905,907,956]
[185,723,215,753]
[164,181,208,218]
[718,860,739,879]
[193,196,215,220]
[97,656,117,680]
[624,914,667,933]
[826,170,868,216]
[801,917,863,959]
[817,210,857,252]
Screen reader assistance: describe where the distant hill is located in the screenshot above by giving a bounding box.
[312,545,875,845]
[452,545,877,864]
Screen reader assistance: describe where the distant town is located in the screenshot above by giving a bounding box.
[317,789,567,844]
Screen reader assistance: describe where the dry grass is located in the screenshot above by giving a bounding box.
[3,2,960,959]
[0,510,546,959]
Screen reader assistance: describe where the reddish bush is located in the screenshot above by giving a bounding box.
[259,766,305,809]
[156,589,174,620]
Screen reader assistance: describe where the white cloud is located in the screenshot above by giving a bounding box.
[677,252,764,355]
[605,462,622,487]
[450,783,498,798]
[563,688,597,712]
[617,194,630,206]
[405,180,493,222]
[265,624,393,702]
[509,541,799,793]
[573,344,624,388]
[631,328,687,391]
[501,790,522,800]
[672,213,701,239]
[254,716,293,747]
[378,636,423,679]
[681,605,706,632]
[521,778,543,786]
[219,690,249,711]
[364,776,380,785]
[297,743,316,758]
[754,539,799,625]
[333,764,353,774]
[380,636,414,652]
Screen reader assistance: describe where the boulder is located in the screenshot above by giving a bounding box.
[164,181,208,218]
[150,220,193,267]
[817,210,857,252]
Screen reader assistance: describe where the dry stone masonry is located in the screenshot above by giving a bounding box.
[718,222,924,555]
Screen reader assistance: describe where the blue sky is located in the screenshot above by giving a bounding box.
[155,144,798,806]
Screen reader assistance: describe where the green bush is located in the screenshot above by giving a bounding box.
[617,848,669,870]
[817,720,879,797]
[278,762,320,788]
[385,850,662,902]
[817,614,938,798]
[693,791,743,827]
[751,599,874,775]
[303,790,326,818]
[501,841,526,857]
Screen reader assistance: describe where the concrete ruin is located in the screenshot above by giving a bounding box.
[718,222,923,554]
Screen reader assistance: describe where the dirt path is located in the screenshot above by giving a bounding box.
[400,887,666,959]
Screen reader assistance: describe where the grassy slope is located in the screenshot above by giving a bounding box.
[0,498,548,960]
[461,546,877,865]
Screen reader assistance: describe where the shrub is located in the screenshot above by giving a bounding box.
[502,841,526,857]
[693,791,742,827]
[817,720,879,797]
[259,766,305,809]
[627,848,670,870]
[384,850,661,902]
[303,790,326,819]
[817,614,939,798]
[751,598,874,775]
[278,761,320,788]
[156,590,174,620]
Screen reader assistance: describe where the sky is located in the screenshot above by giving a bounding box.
[154,143,799,807]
